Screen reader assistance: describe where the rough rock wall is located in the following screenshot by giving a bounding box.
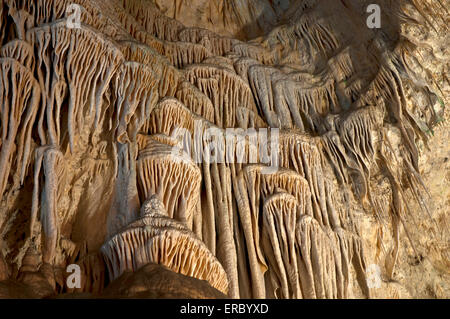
[0,0,448,298]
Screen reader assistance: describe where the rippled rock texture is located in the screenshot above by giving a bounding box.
[0,0,448,299]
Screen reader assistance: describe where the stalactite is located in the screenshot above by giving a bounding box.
[295,215,339,299]
[178,27,236,57]
[175,81,215,122]
[136,140,201,230]
[186,64,258,128]
[30,147,65,265]
[120,40,180,98]
[332,107,380,202]
[235,165,313,298]
[361,56,421,172]
[332,226,369,298]
[320,131,350,185]
[207,162,240,299]
[12,0,123,39]
[7,5,34,40]
[141,99,242,294]
[318,106,385,204]
[278,132,331,227]
[328,47,355,83]
[119,0,184,41]
[150,14,183,42]
[203,56,237,74]
[261,192,301,299]
[164,41,211,69]
[378,129,423,280]
[266,10,340,59]
[112,61,159,144]
[247,65,285,128]
[233,56,259,84]
[337,108,380,177]
[101,195,229,294]
[143,97,197,137]
[0,39,34,68]
[236,107,268,130]
[107,142,140,237]
[133,30,165,56]
[247,63,340,131]
[27,21,124,150]
[0,1,6,45]
[114,0,214,68]
[0,252,8,281]
[232,42,276,65]
[0,57,40,198]
[293,80,339,130]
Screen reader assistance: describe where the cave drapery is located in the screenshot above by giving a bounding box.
[0,0,448,299]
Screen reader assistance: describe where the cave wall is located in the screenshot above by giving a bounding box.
[0,0,448,298]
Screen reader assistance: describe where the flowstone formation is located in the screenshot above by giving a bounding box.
[0,0,448,299]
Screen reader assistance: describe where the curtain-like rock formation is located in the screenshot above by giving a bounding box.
[0,0,448,299]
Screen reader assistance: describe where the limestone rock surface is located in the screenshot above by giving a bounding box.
[0,0,448,299]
